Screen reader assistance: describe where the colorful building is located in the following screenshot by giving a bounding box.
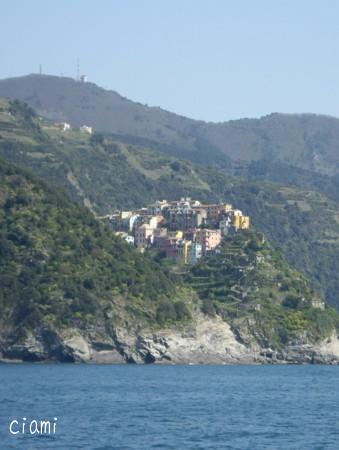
[105,198,249,262]
[195,228,221,254]
[233,214,250,230]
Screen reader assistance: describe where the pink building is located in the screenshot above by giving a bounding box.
[195,228,221,254]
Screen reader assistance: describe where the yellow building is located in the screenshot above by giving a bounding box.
[181,240,191,265]
[233,215,250,230]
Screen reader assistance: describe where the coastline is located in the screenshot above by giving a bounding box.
[1,312,339,365]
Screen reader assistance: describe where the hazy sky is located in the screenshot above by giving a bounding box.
[2,0,339,122]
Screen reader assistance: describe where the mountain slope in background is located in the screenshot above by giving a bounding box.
[2,74,339,175]
[0,98,216,212]
[0,74,211,163]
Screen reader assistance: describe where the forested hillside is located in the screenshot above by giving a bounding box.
[1,98,339,308]
[0,157,195,341]
[1,156,337,362]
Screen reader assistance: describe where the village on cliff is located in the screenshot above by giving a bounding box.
[104,198,250,265]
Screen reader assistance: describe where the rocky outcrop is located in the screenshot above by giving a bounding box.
[1,313,339,364]
[115,314,255,364]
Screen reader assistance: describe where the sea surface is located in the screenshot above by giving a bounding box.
[0,364,339,449]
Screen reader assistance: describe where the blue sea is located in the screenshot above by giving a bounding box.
[0,365,339,449]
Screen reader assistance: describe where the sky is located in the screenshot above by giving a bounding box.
[1,0,339,122]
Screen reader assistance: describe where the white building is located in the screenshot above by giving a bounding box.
[80,125,93,134]
[61,122,71,131]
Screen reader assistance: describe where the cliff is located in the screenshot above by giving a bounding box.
[2,311,339,364]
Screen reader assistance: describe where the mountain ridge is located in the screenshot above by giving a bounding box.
[2,74,339,173]
[2,73,339,123]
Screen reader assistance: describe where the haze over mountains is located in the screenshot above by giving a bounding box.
[1,74,339,174]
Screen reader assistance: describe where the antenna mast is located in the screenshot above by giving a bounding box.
[76,58,80,81]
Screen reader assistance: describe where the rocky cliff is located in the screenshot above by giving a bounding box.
[2,311,339,365]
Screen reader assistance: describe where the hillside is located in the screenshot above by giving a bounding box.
[187,230,338,350]
[0,74,212,162]
[1,98,339,309]
[0,156,338,363]
[207,173,339,307]
[2,74,339,176]
[0,156,195,360]
[0,98,216,212]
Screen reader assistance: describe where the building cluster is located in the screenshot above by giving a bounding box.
[106,198,250,265]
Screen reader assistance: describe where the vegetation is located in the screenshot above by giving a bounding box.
[1,97,339,311]
[3,75,339,177]
[211,177,339,307]
[0,157,194,337]
[0,98,214,213]
[0,155,338,350]
[186,230,339,348]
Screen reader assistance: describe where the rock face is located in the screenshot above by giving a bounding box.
[1,313,339,364]
[116,314,254,364]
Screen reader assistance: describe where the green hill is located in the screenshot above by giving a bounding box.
[187,230,338,348]
[3,74,339,212]
[0,98,216,213]
[0,156,338,362]
[207,173,339,307]
[1,97,339,309]
[0,156,194,341]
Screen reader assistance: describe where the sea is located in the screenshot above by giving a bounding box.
[0,364,339,449]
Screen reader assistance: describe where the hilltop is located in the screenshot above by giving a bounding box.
[0,74,208,162]
[2,74,339,178]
